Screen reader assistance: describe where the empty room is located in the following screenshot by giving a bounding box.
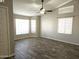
[0,0,79,59]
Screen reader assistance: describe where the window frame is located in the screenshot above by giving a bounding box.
[58,17,73,34]
[15,18,37,35]
[15,19,30,35]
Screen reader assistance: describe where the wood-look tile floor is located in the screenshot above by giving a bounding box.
[14,38,79,59]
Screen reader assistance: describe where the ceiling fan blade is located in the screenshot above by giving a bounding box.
[46,10,53,12]
[40,8,43,10]
[41,0,44,2]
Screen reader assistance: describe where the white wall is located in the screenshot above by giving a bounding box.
[41,0,79,45]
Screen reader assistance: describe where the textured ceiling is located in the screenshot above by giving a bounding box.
[13,0,72,16]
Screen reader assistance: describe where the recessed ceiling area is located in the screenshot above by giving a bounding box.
[13,0,72,16]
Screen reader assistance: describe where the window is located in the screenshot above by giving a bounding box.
[0,0,4,2]
[58,17,73,34]
[15,18,37,35]
[15,19,29,35]
[58,5,74,14]
[31,19,36,33]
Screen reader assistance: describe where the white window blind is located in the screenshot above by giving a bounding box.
[58,17,73,34]
[15,19,29,35]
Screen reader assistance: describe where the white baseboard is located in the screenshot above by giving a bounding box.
[0,53,14,58]
[15,36,40,40]
[41,37,79,46]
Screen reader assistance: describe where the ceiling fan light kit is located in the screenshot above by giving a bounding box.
[40,0,52,15]
[40,8,45,14]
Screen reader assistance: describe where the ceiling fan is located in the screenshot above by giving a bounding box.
[40,0,53,14]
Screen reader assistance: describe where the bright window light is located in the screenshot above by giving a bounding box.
[15,19,29,35]
[58,17,73,34]
[0,0,4,2]
[31,19,36,33]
